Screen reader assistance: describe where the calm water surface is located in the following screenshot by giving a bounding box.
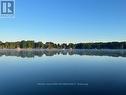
[0,49,126,95]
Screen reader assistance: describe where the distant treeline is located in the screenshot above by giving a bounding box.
[0,41,126,49]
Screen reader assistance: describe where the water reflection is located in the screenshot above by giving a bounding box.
[0,49,126,58]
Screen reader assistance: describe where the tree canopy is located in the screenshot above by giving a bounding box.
[0,41,126,49]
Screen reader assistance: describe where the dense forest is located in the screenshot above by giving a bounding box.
[0,41,126,49]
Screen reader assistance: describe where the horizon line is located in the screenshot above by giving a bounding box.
[0,40,126,44]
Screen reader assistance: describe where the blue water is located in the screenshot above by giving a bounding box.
[0,50,126,95]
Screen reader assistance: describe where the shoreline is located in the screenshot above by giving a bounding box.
[0,49,126,51]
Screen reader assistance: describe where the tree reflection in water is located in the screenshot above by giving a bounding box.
[0,49,126,58]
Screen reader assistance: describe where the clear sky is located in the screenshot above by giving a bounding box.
[0,0,126,43]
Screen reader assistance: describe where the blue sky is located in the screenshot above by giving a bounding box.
[0,0,126,43]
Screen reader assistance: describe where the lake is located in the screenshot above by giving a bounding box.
[0,49,126,95]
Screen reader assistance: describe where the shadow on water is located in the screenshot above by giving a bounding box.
[0,49,126,58]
